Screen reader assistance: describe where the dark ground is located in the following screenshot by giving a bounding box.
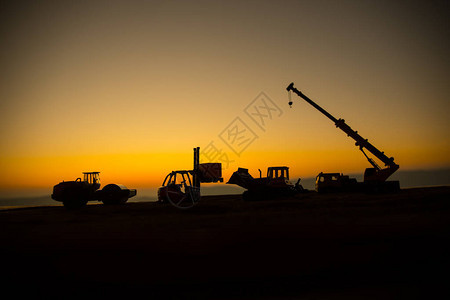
[1,187,450,299]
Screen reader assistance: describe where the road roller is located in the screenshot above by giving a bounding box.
[51,172,136,209]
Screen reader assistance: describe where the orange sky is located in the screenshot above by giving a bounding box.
[1,1,449,192]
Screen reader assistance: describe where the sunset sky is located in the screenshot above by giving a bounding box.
[1,0,449,194]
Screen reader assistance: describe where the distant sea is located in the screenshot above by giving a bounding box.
[0,184,245,209]
[1,169,449,208]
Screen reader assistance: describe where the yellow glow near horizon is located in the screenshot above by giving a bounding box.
[1,145,448,190]
[1,1,449,193]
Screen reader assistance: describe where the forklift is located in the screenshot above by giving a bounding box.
[158,147,223,209]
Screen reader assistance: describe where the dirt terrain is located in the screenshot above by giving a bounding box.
[1,187,449,299]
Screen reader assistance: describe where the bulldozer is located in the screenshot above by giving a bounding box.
[51,172,136,209]
[287,82,400,193]
[227,166,304,201]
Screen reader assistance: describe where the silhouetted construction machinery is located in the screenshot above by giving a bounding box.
[158,147,223,209]
[52,172,137,209]
[227,166,304,201]
[286,82,400,193]
[315,172,359,193]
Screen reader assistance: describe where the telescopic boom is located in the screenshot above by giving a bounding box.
[286,82,399,182]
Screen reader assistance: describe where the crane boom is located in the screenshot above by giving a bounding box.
[286,82,399,182]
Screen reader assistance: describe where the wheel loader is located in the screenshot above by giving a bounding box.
[227,166,305,201]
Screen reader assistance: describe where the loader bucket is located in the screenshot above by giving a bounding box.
[227,168,254,189]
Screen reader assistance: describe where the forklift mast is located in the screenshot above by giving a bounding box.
[193,147,200,188]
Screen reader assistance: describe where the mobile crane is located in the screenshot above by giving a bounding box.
[286,82,400,192]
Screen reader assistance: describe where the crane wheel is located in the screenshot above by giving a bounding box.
[242,191,259,201]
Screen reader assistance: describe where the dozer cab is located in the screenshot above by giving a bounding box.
[51,172,136,209]
[227,166,304,201]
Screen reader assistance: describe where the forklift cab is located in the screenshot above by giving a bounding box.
[162,171,193,188]
[158,170,200,208]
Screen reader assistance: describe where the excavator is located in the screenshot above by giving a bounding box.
[286,82,400,192]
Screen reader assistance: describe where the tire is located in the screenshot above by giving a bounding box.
[62,193,88,209]
[242,191,259,201]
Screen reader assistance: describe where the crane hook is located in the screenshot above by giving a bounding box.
[288,90,293,108]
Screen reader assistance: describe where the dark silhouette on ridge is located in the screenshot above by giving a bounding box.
[158,147,223,209]
[287,82,400,193]
[51,172,136,209]
[227,166,305,201]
